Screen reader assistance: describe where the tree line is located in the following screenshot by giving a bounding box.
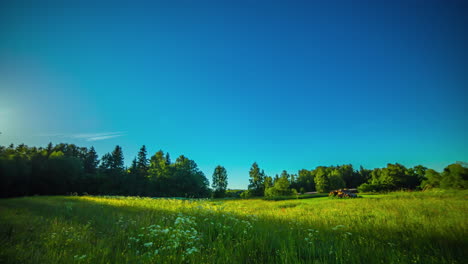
[1,143,466,198]
[243,161,467,198]
[0,143,214,198]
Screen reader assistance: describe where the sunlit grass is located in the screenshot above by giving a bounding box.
[1,190,467,263]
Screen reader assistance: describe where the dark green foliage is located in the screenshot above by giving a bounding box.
[256,162,463,196]
[265,176,292,197]
[328,174,346,190]
[420,169,442,189]
[225,189,243,198]
[420,164,468,189]
[1,142,465,198]
[247,162,265,196]
[0,143,211,198]
[240,189,252,198]
[358,163,468,192]
[83,147,99,174]
[144,152,210,197]
[264,176,273,189]
[357,183,386,193]
[314,167,329,193]
[296,169,315,192]
[440,164,468,189]
[110,145,124,171]
[212,165,228,198]
[368,164,417,191]
[136,145,149,174]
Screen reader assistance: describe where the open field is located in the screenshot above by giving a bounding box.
[1,191,467,264]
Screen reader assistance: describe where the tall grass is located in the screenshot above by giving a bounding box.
[0,190,467,263]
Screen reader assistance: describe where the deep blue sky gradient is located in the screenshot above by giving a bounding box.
[1,0,467,188]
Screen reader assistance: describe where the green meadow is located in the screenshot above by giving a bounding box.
[1,190,467,264]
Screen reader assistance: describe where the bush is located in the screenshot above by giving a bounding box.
[240,190,252,199]
[357,183,388,193]
[225,190,243,198]
[264,186,293,198]
[212,190,225,198]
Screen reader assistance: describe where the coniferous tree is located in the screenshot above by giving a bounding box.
[137,145,149,176]
[83,146,99,174]
[46,142,54,157]
[99,153,113,171]
[280,170,290,181]
[110,145,124,171]
[165,153,171,165]
[129,158,138,174]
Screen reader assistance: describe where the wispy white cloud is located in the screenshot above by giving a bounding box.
[38,132,126,141]
[86,134,125,141]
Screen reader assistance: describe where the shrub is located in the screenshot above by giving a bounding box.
[240,190,252,198]
[357,183,387,193]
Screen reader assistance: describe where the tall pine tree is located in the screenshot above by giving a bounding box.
[83,146,99,174]
[137,145,149,176]
[110,145,124,171]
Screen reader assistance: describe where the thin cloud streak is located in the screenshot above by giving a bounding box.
[71,132,124,139]
[38,132,126,141]
[87,134,125,141]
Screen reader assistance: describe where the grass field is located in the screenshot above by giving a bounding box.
[0,190,467,263]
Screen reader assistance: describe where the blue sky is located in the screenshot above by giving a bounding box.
[1,0,467,189]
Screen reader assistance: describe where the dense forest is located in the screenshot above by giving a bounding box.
[0,143,210,198]
[0,143,467,198]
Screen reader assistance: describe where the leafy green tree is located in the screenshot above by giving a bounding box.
[328,174,346,190]
[359,166,372,182]
[280,170,290,181]
[148,151,169,180]
[271,176,292,196]
[314,167,329,193]
[420,169,442,189]
[248,162,265,196]
[264,176,273,190]
[273,174,279,183]
[413,165,427,181]
[240,189,252,198]
[264,170,294,197]
[297,169,315,191]
[376,164,408,190]
[212,165,228,197]
[441,164,468,189]
[405,166,426,189]
[173,155,210,197]
[338,164,360,188]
